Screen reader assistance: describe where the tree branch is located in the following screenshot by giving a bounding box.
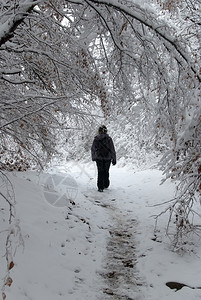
[85,0,201,82]
[0,0,41,47]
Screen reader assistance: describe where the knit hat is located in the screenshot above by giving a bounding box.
[98,125,107,134]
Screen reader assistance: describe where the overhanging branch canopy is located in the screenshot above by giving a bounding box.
[84,0,200,82]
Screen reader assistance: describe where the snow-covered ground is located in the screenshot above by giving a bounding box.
[1,161,201,300]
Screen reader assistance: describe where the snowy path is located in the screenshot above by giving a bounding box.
[83,188,143,300]
[100,205,141,299]
[1,162,201,300]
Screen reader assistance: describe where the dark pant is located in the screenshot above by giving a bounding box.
[96,160,111,190]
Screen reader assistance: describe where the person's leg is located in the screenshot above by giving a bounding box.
[103,161,111,188]
[96,161,104,191]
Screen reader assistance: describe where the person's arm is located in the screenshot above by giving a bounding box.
[110,138,116,165]
[91,139,96,161]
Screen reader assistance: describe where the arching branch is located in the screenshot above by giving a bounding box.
[84,0,201,82]
[0,0,40,47]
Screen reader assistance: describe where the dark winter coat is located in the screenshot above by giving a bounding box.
[91,133,116,164]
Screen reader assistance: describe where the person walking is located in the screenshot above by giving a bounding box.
[91,125,116,192]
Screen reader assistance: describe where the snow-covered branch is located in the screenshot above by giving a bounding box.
[85,0,201,81]
[0,0,41,47]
